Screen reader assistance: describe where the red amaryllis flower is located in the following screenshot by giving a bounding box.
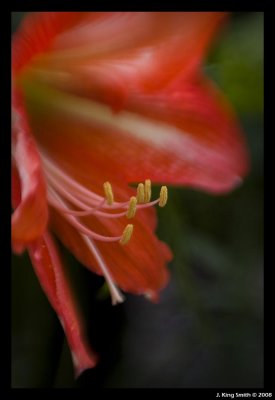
[12,12,249,377]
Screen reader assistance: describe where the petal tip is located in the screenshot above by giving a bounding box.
[72,350,98,379]
[144,290,159,303]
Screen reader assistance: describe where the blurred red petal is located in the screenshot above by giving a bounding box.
[13,12,227,104]
[11,89,48,252]
[121,73,250,192]
[26,73,249,194]
[28,231,97,377]
[12,12,86,75]
[11,163,21,210]
[57,12,226,110]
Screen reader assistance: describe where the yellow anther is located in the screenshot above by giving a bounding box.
[159,186,168,207]
[103,181,114,205]
[137,183,145,203]
[144,179,151,203]
[126,196,137,219]
[120,224,134,245]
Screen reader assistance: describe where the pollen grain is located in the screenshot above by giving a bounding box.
[103,181,114,205]
[126,196,137,219]
[144,179,151,203]
[137,183,145,203]
[120,224,134,245]
[159,186,168,207]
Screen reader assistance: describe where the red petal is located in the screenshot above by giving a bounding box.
[28,231,97,377]
[13,12,227,104]
[50,12,227,108]
[49,183,172,299]
[11,163,21,210]
[121,74,250,192]
[27,73,249,194]
[11,89,48,253]
[12,12,87,75]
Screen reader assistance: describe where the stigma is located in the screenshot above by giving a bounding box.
[39,150,168,305]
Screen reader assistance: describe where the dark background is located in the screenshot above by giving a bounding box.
[12,12,264,388]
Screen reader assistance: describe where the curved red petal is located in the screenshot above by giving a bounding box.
[11,88,48,253]
[12,12,87,75]
[121,74,250,192]
[13,12,227,104]
[26,74,249,194]
[51,12,227,108]
[28,231,97,377]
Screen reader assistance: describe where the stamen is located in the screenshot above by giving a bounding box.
[103,181,114,205]
[46,174,102,211]
[126,197,137,219]
[144,179,151,203]
[47,181,134,220]
[137,183,145,203]
[136,199,159,209]
[159,186,168,207]
[48,191,129,219]
[41,151,103,202]
[40,150,132,210]
[120,224,134,245]
[49,189,127,242]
